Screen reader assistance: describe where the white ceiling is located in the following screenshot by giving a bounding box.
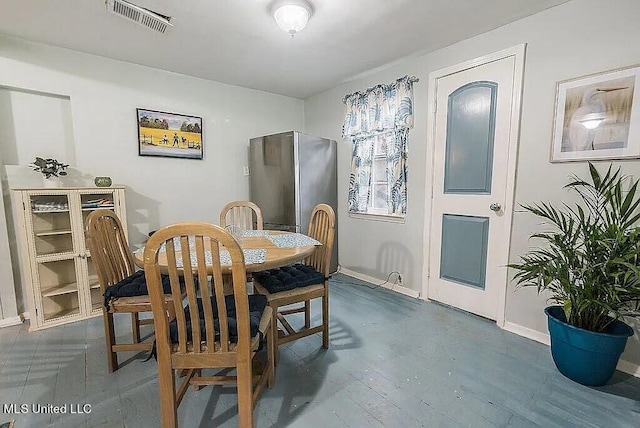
[0,0,570,99]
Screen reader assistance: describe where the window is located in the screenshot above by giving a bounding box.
[365,132,395,215]
[371,134,388,213]
[342,76,414,218]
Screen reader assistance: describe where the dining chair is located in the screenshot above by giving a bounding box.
[253,204,335,363]
[220,200,264,230]
[143,222,275,428]
[86,209,172,373]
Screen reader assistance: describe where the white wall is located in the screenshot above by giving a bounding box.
[0,35,304,315]
[0,175,18,323]
[304,0,640,368]
[0,89,74,167]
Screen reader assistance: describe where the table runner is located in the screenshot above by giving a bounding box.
[267,233,321,247]
[241,230,270,237]
[176,248,267,268]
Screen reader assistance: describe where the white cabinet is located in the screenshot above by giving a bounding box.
[14,187,127,331]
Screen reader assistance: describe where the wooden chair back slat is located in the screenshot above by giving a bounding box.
[209,239,230,351]
[196,237,216,349]
[164,239,187,354]
[181,235,202,352]
[220,200,264,230]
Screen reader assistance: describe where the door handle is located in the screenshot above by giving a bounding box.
[489,203,502,212]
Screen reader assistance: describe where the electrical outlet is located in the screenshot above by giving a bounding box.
[397,274,403,286]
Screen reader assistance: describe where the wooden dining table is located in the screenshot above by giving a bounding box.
[133,230,318,275]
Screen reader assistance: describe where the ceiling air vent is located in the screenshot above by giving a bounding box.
[106,0,173,34]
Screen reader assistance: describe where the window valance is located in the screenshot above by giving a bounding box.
[342,75,416,138]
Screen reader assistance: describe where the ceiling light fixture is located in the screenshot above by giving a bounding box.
[270,0,314,36]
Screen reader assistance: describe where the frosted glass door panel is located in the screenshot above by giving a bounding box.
[444,82,497,194]
[440,214,489,289]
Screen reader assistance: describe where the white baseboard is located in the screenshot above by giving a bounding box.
[503,321,551,346]
[337,268,421,299]
[0,314,24,328]
[503,321,639,378]
[617,358,640,377]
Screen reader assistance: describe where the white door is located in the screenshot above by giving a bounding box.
[427,48,524,321]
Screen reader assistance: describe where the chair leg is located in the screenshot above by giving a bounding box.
[131,313,141,344]
[103,311,118,372]
[322,289,329,349]
[157,350,178,428]
[192,369,203,391]
[304,300,310,329]
[272,303,280,365]
[267,319,275,388]
[237,359,254,428]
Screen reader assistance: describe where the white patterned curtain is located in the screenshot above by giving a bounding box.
[343,76,414,215]
[347,134,374,212]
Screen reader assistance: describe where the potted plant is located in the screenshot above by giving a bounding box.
[508,163,640,386]
[28,157,69,187]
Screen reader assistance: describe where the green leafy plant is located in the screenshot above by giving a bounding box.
[508,163,640,332]
[28,157,69,179]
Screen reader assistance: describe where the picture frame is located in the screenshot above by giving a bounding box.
[137,108,203,159]
[550,64,640,162]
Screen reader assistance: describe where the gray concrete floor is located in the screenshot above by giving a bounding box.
[1,273,639,427]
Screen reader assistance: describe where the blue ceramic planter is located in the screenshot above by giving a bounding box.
[545,306,634,386]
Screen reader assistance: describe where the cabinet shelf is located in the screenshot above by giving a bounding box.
[33,209,70,213]
[35,250,76,260]
[45,307,80,321]
[88,274,100,289]
[82,206,114,211]
[35,229,73,237]
[42,282,79,297]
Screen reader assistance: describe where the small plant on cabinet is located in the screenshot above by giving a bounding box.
[28,157,69,179]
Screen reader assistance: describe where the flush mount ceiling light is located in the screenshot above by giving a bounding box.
[270,0,314,36]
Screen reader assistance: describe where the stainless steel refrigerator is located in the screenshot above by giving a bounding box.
[249,131,338,272]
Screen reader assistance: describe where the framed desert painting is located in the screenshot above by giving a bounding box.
[550,64,640,162]
[137,108,203,159]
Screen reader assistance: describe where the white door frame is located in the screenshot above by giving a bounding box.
[421,44,526,328]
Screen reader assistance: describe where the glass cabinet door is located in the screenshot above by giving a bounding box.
[29,192,81,323]
[29,193,74,257]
